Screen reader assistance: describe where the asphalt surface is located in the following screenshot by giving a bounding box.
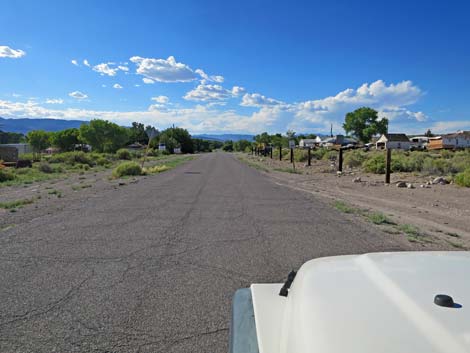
[0,152,407,353]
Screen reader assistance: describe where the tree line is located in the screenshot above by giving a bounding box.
[17,119,221,155]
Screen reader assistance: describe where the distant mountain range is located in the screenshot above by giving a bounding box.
[0,117,87,134]
[0,117,254,141]
[192,134,254,142]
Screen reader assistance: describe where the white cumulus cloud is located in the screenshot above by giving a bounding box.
[113,83,123,89]
[195,69,224,83]
[45,98,64,104]
[0,45,26,58]
[151,96,169,104]
[291,80,426,132]
[184,84,234,102]
[142,78,155,84]
[241,93,286,107]
[68,91,88,100]
[93,63,119,76]
[130,55,197,83]
[83,59,91,67]
[71,59,79,66]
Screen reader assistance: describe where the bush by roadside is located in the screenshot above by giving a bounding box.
[455,168,470,187]
[112,161,142,178]
[0,168,15,182]
[116,148,132,160]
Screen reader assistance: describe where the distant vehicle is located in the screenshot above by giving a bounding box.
[343,143,356,150]
[363,142,374,151]
[410,136,429,151]
[229,251,469,353]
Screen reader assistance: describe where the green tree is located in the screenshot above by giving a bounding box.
[0,130,25,144]
[424,129,434,137]
[26,130,52,155]
[128,122,149,144]
[79,119,129,153]
[159,127,194,153]
[159,134,178,153]
[234,139,253,152]
[254,132,272,145]
[51,128,80,151]
[343,107,388,143]
[222,140,234,152]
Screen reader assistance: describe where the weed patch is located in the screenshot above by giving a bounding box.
[333,200,356,214]
[0,198,35,210]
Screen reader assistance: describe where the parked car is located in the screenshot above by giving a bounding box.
[229,251,469,353]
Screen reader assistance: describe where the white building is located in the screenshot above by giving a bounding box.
[442,131,470,149]
[376,134,411,150]
[0,143,32,154]
[299,137,321,148]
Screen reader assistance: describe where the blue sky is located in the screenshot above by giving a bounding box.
[1,0,469,134]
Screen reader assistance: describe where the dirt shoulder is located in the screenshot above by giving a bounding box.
[0,155,196,230]
[237,153,470,250]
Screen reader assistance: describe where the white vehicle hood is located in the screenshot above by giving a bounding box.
[251,251,470,353]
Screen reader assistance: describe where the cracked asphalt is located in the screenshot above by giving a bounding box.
[0,152,410,352]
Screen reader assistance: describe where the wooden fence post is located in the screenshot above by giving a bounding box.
[308,147,311,166]
[279,147,282,161]
[290,148,294,163]
[386,148,391,184]
[338,148,343,172]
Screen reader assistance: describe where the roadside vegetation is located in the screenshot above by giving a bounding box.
[0,120,214,188]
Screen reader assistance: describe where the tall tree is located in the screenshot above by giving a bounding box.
[51,128,80,151]
[27,130,51,154]
[343,107,388,143]
[129,122,149,144]
[159,127,194,153]
[79,120,129,153]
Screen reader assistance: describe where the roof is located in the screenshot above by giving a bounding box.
[443,131,470,139]
[378,133,410,142]
[252,251,470,353]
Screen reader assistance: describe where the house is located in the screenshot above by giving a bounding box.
[427,131,470,150]
[320,135,357,148]
[299,137,321,148]
[376,134,411,150]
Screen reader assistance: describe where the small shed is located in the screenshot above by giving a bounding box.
[0,146,19,162]
[376,134,411,150]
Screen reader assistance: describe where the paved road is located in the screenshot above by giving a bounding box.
[0,153,406,352]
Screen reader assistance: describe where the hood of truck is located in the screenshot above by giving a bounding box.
[251,251,470,353]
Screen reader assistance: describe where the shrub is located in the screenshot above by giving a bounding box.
[147,149,159,157]
[455,168,470,187]
[0,169,15,182]
[37,162,54,173]
[362,154,385,174]
[343,150,367,168]
[143,165,170,174]
[112,161,142,178]
[294,149,309,162]
[311,148,328,160]
[322,150,338,161]
[116,148,131,160]
[49,151,94,166]
[96,156,110,166]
